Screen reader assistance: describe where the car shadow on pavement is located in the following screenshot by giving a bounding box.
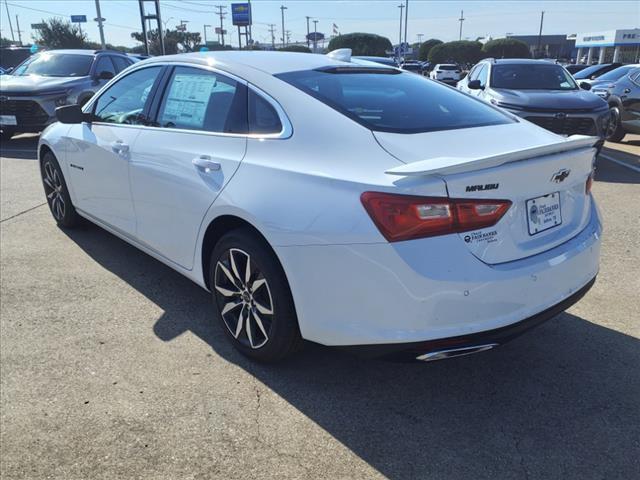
[0,135,39,160]
[595,155,640,184]
[63,224,640,480]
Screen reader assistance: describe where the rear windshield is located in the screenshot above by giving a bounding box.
[12,52,93,77]
[438,65,459,71]
[491,64,577,90]
[277,68,512,134]
[573,64,609,80]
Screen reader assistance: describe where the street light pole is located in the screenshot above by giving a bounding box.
[204,24,211,45]
[404,0,409,48]
[94,0,106,49]
[3,0,15,42]
[313,19,318,52]
[458,10,465,41]
[536,11,545,58]
[398,4,404,49]
[280,5,287,48]
[306,16,311,48]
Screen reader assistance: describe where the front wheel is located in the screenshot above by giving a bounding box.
[605,106,626,142]
[210,228,303,362]
[40,152,81,228]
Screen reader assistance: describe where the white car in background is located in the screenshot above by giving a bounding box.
[39,50,601,362]
[430,63,462,83]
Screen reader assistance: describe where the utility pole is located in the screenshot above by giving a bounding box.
[268,23,276,49]
[95,0,106,49]
[417,33,423,44]
[215,5,226,46]
[280,5,287,48]
[286,30,291,45]
[397,3,404,48]
[313,19,318,52]
[458,10,465,41]
[3,0,14,42]
[536,11,545,58]
[306,16,311,47]
[15,15,22,46]
[404,0,409,48]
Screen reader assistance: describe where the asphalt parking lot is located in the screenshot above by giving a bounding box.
[1,134,639,479]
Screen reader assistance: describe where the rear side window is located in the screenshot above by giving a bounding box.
[277,68,512,134]
[157,67,247,134]
[249,90,282,134]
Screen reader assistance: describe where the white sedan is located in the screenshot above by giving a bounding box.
[39,50,602,362]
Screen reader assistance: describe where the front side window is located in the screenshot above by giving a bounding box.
[491,64,578,90]
[476,65,489,86]
[94,56,116,76]
[277,68,512,134]
[92,66,162,124]
[157,67,247,133]
[111,56,132,73]
[12,53,93,77]
[467,64,481,81]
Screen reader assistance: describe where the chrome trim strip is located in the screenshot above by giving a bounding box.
[416,343,499,362]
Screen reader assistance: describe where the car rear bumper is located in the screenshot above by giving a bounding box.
[276,197,601,347]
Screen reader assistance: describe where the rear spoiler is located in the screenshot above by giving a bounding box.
[385,135,599,177]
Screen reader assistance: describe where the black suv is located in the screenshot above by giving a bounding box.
[593,66,640,142]
[0,49,134,140]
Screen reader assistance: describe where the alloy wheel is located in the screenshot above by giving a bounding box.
[43,161,65,221]
[606,107,620,140]
[214,248,274,349]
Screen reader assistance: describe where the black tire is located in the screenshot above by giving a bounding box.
[606,106,626,143]
[40,152,81,228]
[210,227,303,362]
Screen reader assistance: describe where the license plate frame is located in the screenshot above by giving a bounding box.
[526,192,562,236]
[0,115,17,126]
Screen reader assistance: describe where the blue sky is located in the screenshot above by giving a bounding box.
[1,0,638,48]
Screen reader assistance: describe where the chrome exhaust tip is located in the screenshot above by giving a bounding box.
[416,343,499,362]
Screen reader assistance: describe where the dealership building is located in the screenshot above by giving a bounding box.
[575,28,640,64]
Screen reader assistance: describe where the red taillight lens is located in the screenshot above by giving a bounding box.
[361,192,511,242]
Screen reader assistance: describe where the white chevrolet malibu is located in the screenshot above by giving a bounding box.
[39,50,602,362]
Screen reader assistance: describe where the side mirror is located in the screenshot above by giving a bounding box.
[468,79,484,90]
[97,70,114,80]
[579,82,592,91]
[6,66,13,73]
[56,104,87,124]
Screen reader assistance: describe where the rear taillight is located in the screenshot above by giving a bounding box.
[361,192,511,242]
[586,171,594,194]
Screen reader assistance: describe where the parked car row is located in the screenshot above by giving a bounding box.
[0,49,135,140]
[455,58,639,143]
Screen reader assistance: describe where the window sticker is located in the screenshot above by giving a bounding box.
[161,74,217,128]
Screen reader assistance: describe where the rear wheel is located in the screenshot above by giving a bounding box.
[606,106,626,142]
[41,152,80,228]
[210,228,303,362]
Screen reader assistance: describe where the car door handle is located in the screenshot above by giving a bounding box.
[192,156,221,172]
[111,140,129,154]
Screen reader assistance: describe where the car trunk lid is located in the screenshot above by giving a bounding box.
[374,124,597,264]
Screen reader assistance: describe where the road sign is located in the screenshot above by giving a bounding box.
[306,32,325,42]
[31,23,46,29]
[214,27,227,35]
[94,17,105,22]
[70,15,87,23]
[231,3,251,26]
[176,24,187,32]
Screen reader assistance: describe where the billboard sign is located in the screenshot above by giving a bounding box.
[70,15,87,23]
[306,32,325,42]
[31,23,47,29]
[231,3,251,26]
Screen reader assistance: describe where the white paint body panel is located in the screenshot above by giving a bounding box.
[39,52,602,347]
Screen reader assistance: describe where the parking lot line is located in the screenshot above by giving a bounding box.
[599,153,640,174]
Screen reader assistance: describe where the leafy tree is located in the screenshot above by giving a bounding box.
[131,29,201,55]
[327,33,392,56]
[32,18,87,49]
[482,38,530,58]
[418,39,442,61]
[278,45,311,53]
[428,40,484,64]
[1,37,15,47]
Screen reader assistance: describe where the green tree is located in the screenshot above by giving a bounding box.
[428,40,484,64]
[482,38,530,59]
[418,39,442,61]
[327,33,392,56]
[1,37,15,47]
[278,45,311,53]
[32,18,87,49]
[131,29,201,55]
